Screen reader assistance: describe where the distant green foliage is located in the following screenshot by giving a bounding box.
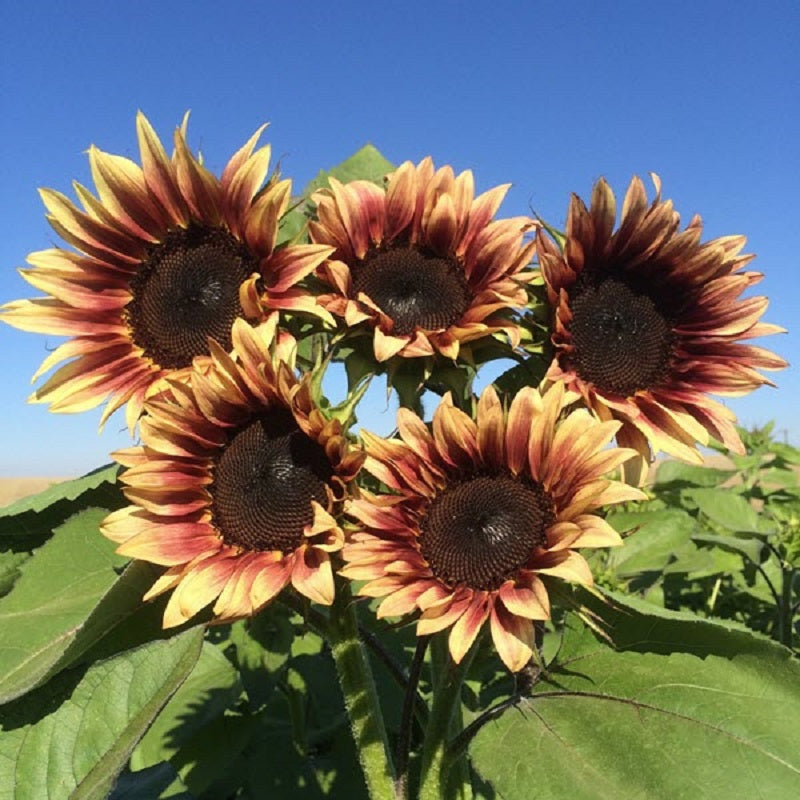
[592,423,800,648]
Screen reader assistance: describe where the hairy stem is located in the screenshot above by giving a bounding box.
[327,584,396,800]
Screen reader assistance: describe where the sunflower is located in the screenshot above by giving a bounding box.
[340,383,643,672]
[308,158,537,362]
[538,175,787,476]
[0,112,333,430]
[101,318,364,627]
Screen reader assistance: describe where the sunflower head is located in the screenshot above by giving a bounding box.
[308,158,538,362]
[0,113,333,430]
[101,318,364,627]
[341,383,644,672]
[537,174,787,477]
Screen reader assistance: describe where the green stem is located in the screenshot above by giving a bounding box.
[395,636,430,800]
[447,686,473,800]
[778,565,795,648]
[327,584,396,800]
[418,635,475,800]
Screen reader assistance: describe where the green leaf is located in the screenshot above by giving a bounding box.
[606,508,697,576]
[653,459,734,487]
[109,763,190,800]
[328,374,373,428]
[166,712,257,799]
[692,532,767,565]
[0,628,205,800]
[729,453,765,473]
[57,561,169,666]
[190,625,372,799]
[276,199,311,246]
[229,606,295,709]
[665,543,739,578]
[470,591,800,799]
[576,587,768,655]
[235,698,369,800]
[424,363,476,407]
[131,641,241,773]
[343,345,381,393]
[771,442,800,465]
[0,551,28,598]
[0,465,118,520]
[688,488,775,534]
[733,558,784,606]
[386,358,429,413]
[276,145,395,248]
[758,467,799,492]
[0,464,123,549]
[0,508,128,703]
[304,144,394,195]
[492,355,547,397]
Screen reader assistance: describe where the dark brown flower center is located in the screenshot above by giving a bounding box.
[567,275,674,395]
[127,224,257,369]
[350,246,471,336]
[211,410,334,553]
[419,474,554,590]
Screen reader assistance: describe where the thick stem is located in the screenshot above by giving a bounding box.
[418,635,475,800]
[327,584,397,800]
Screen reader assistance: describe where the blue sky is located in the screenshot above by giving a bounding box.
[1,1,797,476]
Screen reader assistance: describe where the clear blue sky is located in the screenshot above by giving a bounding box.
[1,1,797,476]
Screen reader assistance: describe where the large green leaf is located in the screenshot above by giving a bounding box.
[470,591,800,798]
[56,560,168,667]
[0,628,204,800]
[759,466,800,494]
[492,355,548,397]
[131,641,242,774]
[687,488,775,535]
[692,532,768,565]
[0,465,124,559]
[606,508,697,576]
[771,442,800,465]
[0,508,128,703]
[653,459,734,487]
[0,465,118,520]
[575,587,772,655]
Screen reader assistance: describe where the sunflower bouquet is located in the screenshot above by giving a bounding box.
[0,115,795,800]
